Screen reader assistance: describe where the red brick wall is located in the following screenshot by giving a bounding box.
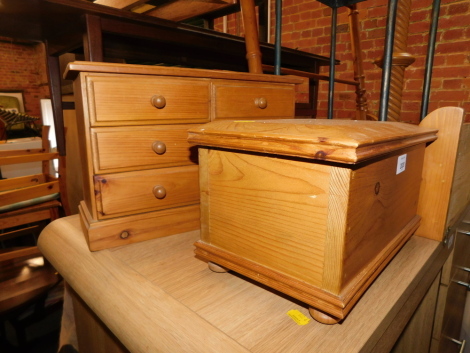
[0,39,50,120]
[215,0,470,123]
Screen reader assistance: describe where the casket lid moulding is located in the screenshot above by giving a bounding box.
[187,119,438,164]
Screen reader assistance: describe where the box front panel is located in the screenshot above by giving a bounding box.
[342,144,426,288]
[202,149,330,287]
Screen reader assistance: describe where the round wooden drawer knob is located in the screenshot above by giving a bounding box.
[153,185,167,199]
[255,97,267,109]
[152,141,167,155]
[151,95,166,109]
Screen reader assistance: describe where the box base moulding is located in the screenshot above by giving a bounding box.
[194,214,421,324]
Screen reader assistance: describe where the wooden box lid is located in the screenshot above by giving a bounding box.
[187,119,438,164]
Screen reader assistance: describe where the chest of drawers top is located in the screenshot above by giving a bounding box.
[65,61,304,84]
[67,62,303,126]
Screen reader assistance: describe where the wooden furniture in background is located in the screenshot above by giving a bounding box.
[262,3,371,119]
[347,4,370,120]
[0,0,331,160]
[188,118,437,323]
[66,61,302,251]
[0,126,67,348]
[0,245,62,348]
[412,106,469,352]
[0,125,69,228]
[239,0,263,74]
[93,0,235,22]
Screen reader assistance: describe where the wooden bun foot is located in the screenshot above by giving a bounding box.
[208,262,229,273]
[309,307,340,325]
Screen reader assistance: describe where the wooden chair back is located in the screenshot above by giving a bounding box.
[0,125,70,255]
[0,126,60,211]
[0,126,66,345]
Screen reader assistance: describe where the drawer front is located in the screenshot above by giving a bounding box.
[94,165,199,219]
[86,74,210,125]
[212,81,295,119]
[91,125,198,173]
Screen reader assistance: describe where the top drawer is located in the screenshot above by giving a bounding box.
[212,80,295,119]
[84,74,210,126]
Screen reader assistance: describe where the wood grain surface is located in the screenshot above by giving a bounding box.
[240,0,263,74]
[0,152,58,165]
[38,215,446,353]
[340,145,425,290]
[188,119,437,163]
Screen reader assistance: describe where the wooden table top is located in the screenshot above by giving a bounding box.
[38,215,448,353]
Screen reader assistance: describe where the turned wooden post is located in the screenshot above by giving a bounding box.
[375,0,415,122]
[240,0,263,74]
[348,4,368,120]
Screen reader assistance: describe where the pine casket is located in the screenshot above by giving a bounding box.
[187,119,438,324]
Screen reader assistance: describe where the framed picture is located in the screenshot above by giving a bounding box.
[0,91,25,113]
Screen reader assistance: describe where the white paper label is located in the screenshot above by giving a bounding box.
[396,154,407,174]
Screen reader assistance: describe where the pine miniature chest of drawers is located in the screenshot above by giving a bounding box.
[67,62,303,251]
[187,119,438,324]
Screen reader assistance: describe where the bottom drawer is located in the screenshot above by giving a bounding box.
[94,165,199,219]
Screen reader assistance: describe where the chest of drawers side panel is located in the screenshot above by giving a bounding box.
[74,74,100,220]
